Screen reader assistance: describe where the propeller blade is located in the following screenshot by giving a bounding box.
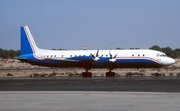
[113,54,117,58]
[90,53,95,59]
[109,51,117,62]
[91,49,100,61]
[96,49,99,57]
[109,51,112,59]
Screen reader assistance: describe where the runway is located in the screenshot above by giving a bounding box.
[0,77,180,92]
[0,91,180,111]
[1,77,180,111]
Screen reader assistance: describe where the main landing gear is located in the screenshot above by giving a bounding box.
[81,72,92,77]
[105,67,116,77]
[81,67,92,77]
[81,67,116,77]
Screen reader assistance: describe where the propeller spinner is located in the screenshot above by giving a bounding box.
[91,49,100,61]
[109,51,117,62]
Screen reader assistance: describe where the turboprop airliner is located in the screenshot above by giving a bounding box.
[17,26,175,77]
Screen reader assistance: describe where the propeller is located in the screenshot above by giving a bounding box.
[109,51,117,62]
[91,49,100,61]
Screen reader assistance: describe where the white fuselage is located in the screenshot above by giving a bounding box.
[18,26,175,69]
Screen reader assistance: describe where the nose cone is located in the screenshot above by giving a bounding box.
[165,58,175,66]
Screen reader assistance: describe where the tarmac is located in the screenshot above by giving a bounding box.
[0,77,180,92]
[0,91,180,111]
[0,77,180,111]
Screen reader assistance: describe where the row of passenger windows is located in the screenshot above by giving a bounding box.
[46,54,145,58]
[47,55,57,57]
[132,54,145,57]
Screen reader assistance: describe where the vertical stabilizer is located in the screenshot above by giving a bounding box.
[20,26,39,55]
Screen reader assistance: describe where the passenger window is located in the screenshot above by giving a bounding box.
[132,54,134,56]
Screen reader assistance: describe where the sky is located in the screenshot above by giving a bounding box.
[0,0,180,50]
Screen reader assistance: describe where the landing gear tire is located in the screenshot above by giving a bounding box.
[155,73,160,77]
[82,72,92,77]
[106,72,115,77]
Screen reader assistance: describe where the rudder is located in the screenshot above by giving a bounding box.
[20,26,38,55]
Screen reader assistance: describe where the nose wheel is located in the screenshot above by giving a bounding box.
[155,68,163,77]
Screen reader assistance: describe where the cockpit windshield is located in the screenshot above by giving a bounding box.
[162,54,167,57]
[157,53,167,57]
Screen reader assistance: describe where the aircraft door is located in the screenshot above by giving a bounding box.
[156,53,164,64]
[156,53,162,62]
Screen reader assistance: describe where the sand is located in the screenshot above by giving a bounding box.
[0,58,179,77]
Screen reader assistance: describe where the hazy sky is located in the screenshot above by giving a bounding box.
[0,0,180,50]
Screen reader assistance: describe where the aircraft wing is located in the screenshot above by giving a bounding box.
[44,58,80,63]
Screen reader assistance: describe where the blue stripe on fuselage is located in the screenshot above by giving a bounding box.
[92,57,162,68]
[22,55,162,68]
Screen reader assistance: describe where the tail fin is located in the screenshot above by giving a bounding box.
[20,26,39,55]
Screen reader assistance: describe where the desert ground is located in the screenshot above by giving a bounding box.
[0,58,180,77]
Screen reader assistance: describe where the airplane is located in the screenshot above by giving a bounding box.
[17,26,175,77]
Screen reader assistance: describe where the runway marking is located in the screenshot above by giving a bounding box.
[0,82,58,86]
[0,83,25,86]
[1,91,180,95]
[137,82,159,83]
[69,82,91,84]
[103,82,120,84]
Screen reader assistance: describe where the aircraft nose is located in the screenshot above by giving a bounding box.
[171,58,176,64]
[166,58,175,65]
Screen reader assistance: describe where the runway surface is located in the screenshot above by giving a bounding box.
[0,77,180,92]
[0,91,180,111]
[0,77,180,111]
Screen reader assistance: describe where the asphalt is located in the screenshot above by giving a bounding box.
[0,76,180,92]
[1,77,180,111]
[1,91,180,111]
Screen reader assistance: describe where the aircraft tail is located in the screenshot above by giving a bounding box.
[20,26,39,55]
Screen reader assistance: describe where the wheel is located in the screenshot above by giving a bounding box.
[105,72,115,77]
[155,73,160,77]
[81,72,92,77]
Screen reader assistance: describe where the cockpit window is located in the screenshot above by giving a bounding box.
[162,54,167,57]
[157,53,167,57]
